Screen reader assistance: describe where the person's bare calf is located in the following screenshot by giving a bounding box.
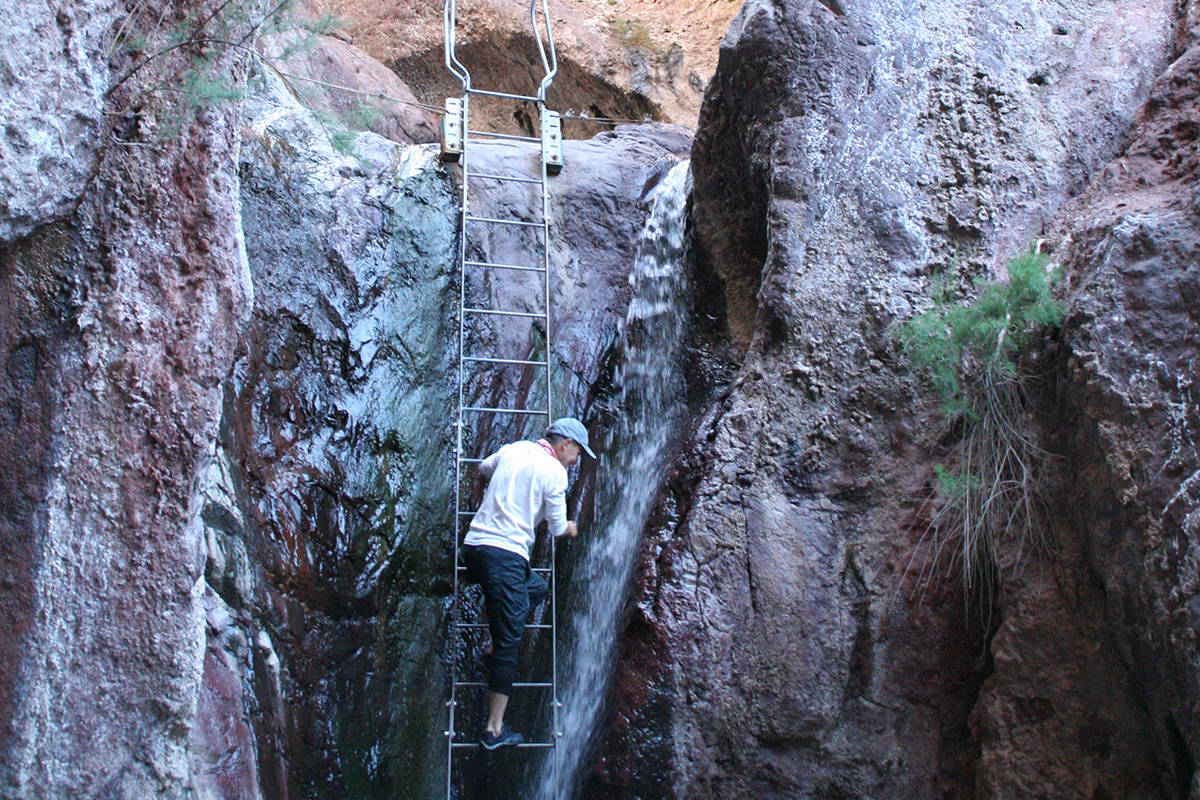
[486,691,508,736]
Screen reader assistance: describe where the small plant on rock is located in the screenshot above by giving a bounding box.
[897,247,1064,607]
[610,17,655,52]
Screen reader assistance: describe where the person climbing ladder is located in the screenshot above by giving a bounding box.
[462,417,595,749]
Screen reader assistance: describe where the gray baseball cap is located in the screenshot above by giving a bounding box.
[546,417,596,459]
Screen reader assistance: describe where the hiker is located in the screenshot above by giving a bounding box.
[462,416,596,750]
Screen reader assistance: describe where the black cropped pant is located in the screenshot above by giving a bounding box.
[463,544,548,695]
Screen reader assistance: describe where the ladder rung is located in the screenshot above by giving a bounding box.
[465,214,545,228]
[462,406,549,416]
[463,307,546,319]
[456,564,551,574]
[467,88,539,102]
[464,259,545,273]
[456,622,551,630]
[458,457,484,463]
[467,129,541,143]
[454,681,553,688]
[469,173,542,185]
[451,741,555,749]
[463,356,549,366]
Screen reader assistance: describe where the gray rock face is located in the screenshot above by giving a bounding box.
[0,0,114,242]
[1029,34,1200,798]
[593,0,1190,797]
[694,0,1174,348]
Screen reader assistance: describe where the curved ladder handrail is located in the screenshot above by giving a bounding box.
[443,0,471,92]
[531,0,558,102]
[443,0,558,100]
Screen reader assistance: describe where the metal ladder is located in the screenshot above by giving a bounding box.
[442,1,564,797]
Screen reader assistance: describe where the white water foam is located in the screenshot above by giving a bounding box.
[535,159,692,799]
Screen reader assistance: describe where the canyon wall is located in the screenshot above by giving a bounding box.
[593,0,1199,798]
[2,0,1199,797]
[0,1,253,796]
[183,63,692,797]
[1026,11,1200,796]
[0,0,689,794]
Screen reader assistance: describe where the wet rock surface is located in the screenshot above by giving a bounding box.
[196,75,462,799]
[190,63,691,797]
[594,0,1194,797]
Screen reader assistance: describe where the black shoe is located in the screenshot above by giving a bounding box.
[480,725,524,750]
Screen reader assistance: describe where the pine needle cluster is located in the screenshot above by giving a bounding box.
[898,248,1064,606]
[105,0,359,149]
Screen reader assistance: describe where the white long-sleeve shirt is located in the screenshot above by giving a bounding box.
[462,440,569,561]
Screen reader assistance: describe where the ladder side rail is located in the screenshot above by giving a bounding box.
[448,0,554,99]
[446,91,472,800]
[537,98,561,797]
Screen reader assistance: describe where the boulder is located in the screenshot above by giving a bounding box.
[257,30,439,144]
[594,0,1188,797]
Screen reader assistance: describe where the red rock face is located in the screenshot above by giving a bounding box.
[192,645,261,798]
[0,2,252,795]
[0,226,74,763]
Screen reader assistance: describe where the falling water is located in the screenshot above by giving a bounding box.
[535,160,693,799]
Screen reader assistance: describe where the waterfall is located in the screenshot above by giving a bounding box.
[536,159,693,799]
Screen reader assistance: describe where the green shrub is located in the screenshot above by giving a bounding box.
[897,248,1063,601]
[898,249,1063,416]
